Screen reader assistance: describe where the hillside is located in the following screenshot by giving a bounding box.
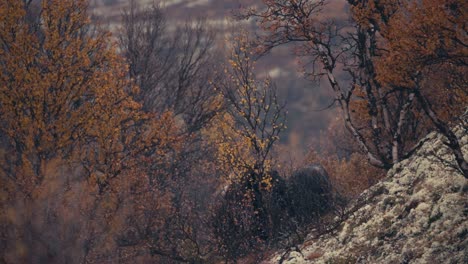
[268,125,468,263]
[1,1,466,263]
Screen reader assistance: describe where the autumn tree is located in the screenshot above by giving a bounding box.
[115,2,226,262]
[0,0,181,262]
[1,0,142,193]
[242,0,467,177]
[210,33,287,260]
[372,0,468,174]
[212,33,286,179]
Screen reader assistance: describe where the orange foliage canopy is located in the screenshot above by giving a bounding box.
[0,0,181,194]
[0,1,183,262]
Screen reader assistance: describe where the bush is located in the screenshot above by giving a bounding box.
[213,165,335,261]
[212,173,267,261]
[286,164,333,226]
[307,151,385,199]
[212,170,294,260]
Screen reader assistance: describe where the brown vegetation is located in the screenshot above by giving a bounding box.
[243,0,467,176]
[0,0,465,263]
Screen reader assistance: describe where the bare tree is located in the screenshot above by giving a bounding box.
[242,0,467,176]
[117,2,226,262]
[211,33,287,260]
[119,0,222,134]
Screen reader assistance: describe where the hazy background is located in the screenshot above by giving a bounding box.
[90,0,349,156]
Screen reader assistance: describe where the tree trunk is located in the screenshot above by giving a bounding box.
[414,90,468,178]
[392,92,415,164]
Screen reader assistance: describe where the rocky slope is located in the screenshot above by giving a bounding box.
[268,128,468,264]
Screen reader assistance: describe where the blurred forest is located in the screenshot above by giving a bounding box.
[0,0,466,263]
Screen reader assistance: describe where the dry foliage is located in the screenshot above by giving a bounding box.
[210,33,289,261]
[243,0,467,176]
[1,0,464,263]
[307,117,385,198]
[306,151,384,199]
[0,1,183,262]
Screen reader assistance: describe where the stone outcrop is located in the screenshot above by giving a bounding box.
[268,129,468,263]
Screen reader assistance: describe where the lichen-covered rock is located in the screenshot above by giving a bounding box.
[267,128,468,264]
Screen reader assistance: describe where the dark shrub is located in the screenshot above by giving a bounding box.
[212,165,334,261]
[287,164,333,226]
[212,184,256,261]
[264,171,290,237]
[212,170,287,260]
